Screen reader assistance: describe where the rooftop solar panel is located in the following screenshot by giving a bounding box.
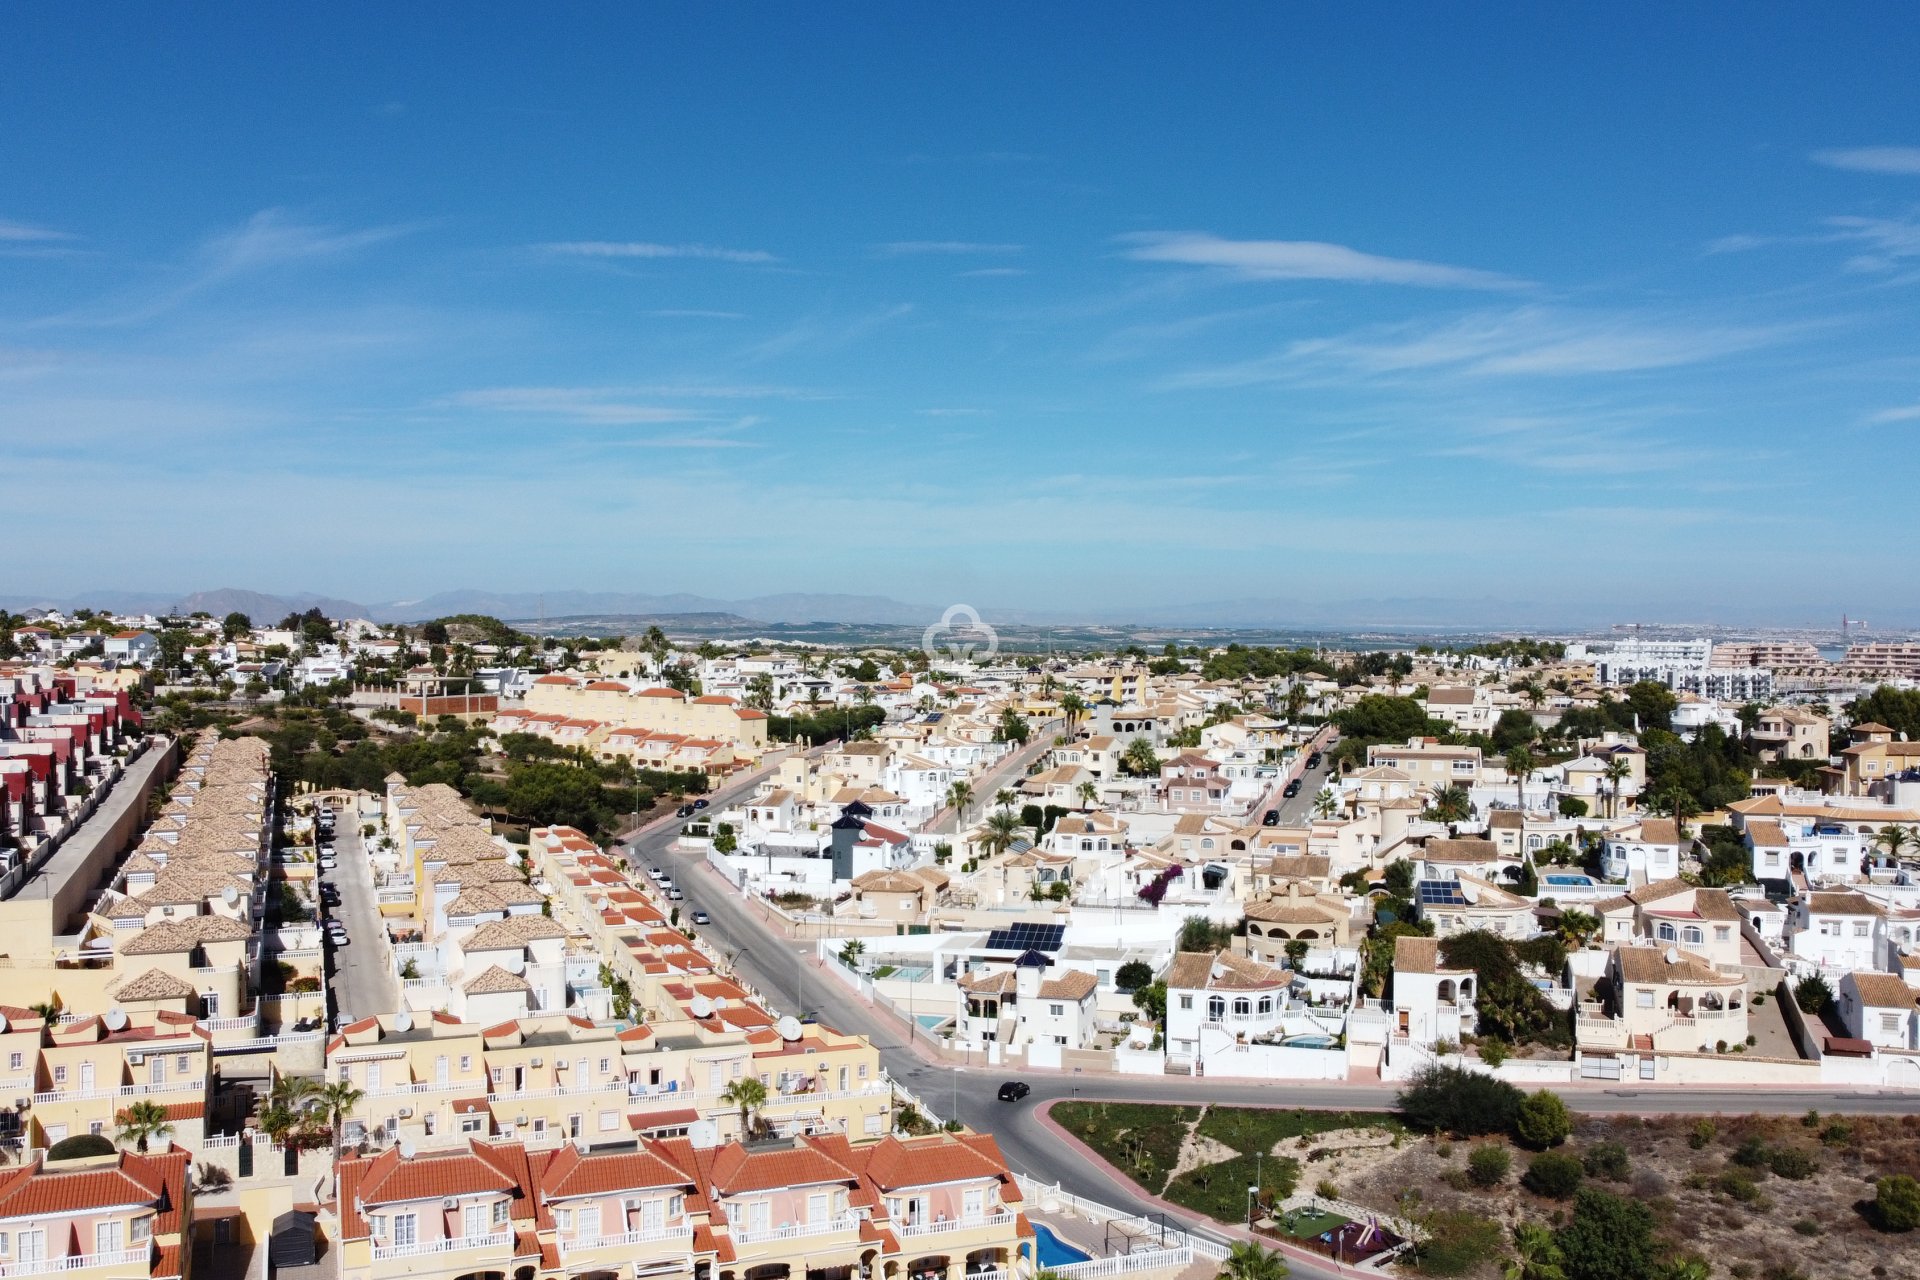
[984,923,1066,952]
[1416,880,1468,907]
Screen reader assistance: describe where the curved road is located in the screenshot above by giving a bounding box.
[620,745,1916,1279]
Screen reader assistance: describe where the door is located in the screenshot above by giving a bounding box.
[808,1193,829,1225]
[79,1061,94,1093]
[436,1057,450,1086]
[640,1199,665,1233]
[16,1231,43,1265]
[963,1189,985,1222]
[95,1221,124,1255]
[464,1204,486,1240]
[150,1056,165,1085]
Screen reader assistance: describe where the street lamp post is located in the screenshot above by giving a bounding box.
[1246,1184,1259,1231]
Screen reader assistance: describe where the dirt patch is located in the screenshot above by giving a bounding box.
[1170,1111,1239,1181]
[1342,1111,1920,1279]
[1270,1125,1401,1197]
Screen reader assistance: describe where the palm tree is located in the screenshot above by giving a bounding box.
[995,788,1017,812]
[1872,824,1914,864]
[721,1076,768,1139]
[26,998,60,1025]
[981,811,1023,858]
[1284,683,1309,724]
[1426,784,1472,826]
[316,1080,365,1159]
[1077,781,1098,809]
[1600,756,1632,819]
[114,1100,174,1153]
[946,781,974,824]
[1059,692,1088,735]
[1554,908,1600,950]
[1501,1221,1565,1280]
[1523,680,1546,710]
[838,939,866,969]
[1506,747,1536,813]
[256,1101,302,1149]
[1312,788,1339,820]
[1218,1239,1287,1280]
[268,1074,321,1115]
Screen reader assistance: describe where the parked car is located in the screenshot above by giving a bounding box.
[649,866,664,880]
[1283,779,1302,798]
[677,805,694,818]
[667,887,684,901]
[1307,752,1323,769]
[692,798,709,810]
[691,910,711,925]
[1262,809,1280,827]
[997,1081,1030,1102]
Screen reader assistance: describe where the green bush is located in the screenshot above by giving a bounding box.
[1793,974,1833,1014]
[48,1134,116,1161]
[1717,1169,1763,1203]
[1872,1174,1920,1232]
[1467,1144,1511,1188]
[1731,1135,1772,1169]
[1397,1065,1523,1136]
[1768,1147,1819,1180]
[1478,1038,1509,1067]
[1555,1188,1658,1280]
[1514,1090,1573,1149]
[1580,1141,1631,1181]
[1522,1151,1584,1198]
[1689,1117,1717,1149]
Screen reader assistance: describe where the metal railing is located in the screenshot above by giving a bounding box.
[731,1214,858,1245]
[555,1226,692,1258]
[0,1248,153,1277]
[898,1210,1014,1238]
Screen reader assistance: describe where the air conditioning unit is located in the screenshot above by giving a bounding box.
[530,1057,543,1067]
[397,1107,413,1119]
[127,1052,145,1065]
[442,1197,459,1210]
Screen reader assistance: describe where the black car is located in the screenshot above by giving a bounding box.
[1262,809,1280,827]
[1283,779,1303,798]
[997,1080,1030,1102]
[677,805,694,818]
[1306,752,1323,769]
[692,798,709,810]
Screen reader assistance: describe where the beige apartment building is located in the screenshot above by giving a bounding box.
[524,678,770,752]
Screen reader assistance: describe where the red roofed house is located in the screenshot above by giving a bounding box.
[0,1144,192,1280]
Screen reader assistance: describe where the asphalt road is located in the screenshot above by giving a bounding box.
[321,816,399,1025]
[923,719,1063,835]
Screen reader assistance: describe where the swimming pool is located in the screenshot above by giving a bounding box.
[1543,874,1596,887]
[915,1013,950,1030]
[1033,1225,1092,1267]
[1281,1034,1339,1049]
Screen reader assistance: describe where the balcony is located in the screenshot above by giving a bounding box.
[731,1214,859,1246]
[555,1225,693,1261]
[0,1249,153,1277]
[371,1231,512,1262]
[898,1210,1015,1239]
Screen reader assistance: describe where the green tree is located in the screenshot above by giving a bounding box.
[221,611,252,640]
[1521,1151,1583,1198]
[995,707,1031,746]
[1553,1187,1656,1280]
[721,1076,768,1138]
[1120,737,1160,777]
[981,810,1024,858]
[1794,973,1834,1015]
[1467,1144,1511,1188]
[316,1080,365,1160]
[1514,1091,1573,1149]
[1600,756,1631,819]
[1114,961,1153,992]
[1059,692,1088,733]
[947,780,975,822]
[1216,1240,1287,1280]
[1502,1221,1566,1280]
[114,1099,175,1153]
[1397,1065,1523,1136]
[1623,681,1678,732]
[1506,747,1536,812]
[1131,981,1167,1024]
[1425,784,1472,825]
[838,939,866,969]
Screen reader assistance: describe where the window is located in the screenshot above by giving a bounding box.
[52,1065,66,1084]
[94,1222,124,1255]
[392,1215,417,1248]
[460,1115,484,1134]
[1854,923,1871,938]
[1636,990,1655,1009]
[1179,995,1193,1010]
[176,1054,190,1074]
[1657,923,1676,942]
[492,1200,509,1227]
[461,1055,473,1072]
[1684,927,1703,946]
[578,1207,600,1239]
[864,1113,884,1134]
[1049,1004,1064,1017]
[463,1203,486,1239]
[599,1110,618,1132]
[1715,927,1731,941]
[598,1058,611,1074]
[129,1219,151,1246]
[1882,1014,1900,1034]
[15,1232,42,1264]
[6,1052,20,1071]
[554,1209,572,1232]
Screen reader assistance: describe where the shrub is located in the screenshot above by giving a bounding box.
[1478,1038,1509,1067]
[1315,1178,1339,1200]
[1800,1108,1820,1128]
[1717,1169,1763,1203]
[1731,1136,1773,1169]
[1872,1174,1920,1232]
[1769,1148,1819,1180]
[1397,1065,1524,1137]
[1467,1144,1511,1188]
[1791,1219,1822,1236]
[1556,1187,1657,1280]
[1522,1151,1584,1198]
[1793,974,1833,1015]
[48,1134,116,1161]
[1581,1141,1631,1181]
[1514,1090,1573,1149]
[1819,1120,1853,1147]
[1689,1117,1717,1149]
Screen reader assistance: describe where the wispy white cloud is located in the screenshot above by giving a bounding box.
[1825,213,1920,272]
[1866,402,1920,424]
[0,218,74,242]
[649,309,746,319]
[878,241,1023,256]
[957,267,1027,278]
[1119,231,1527,291]
[743,303,914,362]
[1705,233,1774,254]
[539,240,776,263]
[1813,146,1920,176]
[442,386,713,425]
[1162,307,1793,388]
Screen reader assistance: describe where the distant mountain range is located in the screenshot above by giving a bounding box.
[2,585,1902,634]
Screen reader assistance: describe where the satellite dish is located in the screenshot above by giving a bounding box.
[777,1015,803,1042]
[104,1008,128,1031]
[689,995,715,1018]
[223,885,239,905]
[1664,947,1680,965]
[393,1011,414,1032]
[399,1138,416,1159]
[0,1013,9,1034]
[688,1119,720,1150]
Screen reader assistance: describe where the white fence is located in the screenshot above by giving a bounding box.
[1053,1248,1193,1279]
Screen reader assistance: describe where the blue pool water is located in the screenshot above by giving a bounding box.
[916,1013,949,1030]
[1543,874,1596,887]
[1034,1225,1092,1267]
[1282,1034,1339,1048]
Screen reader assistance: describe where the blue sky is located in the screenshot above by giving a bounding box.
[4,5,1919,625]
